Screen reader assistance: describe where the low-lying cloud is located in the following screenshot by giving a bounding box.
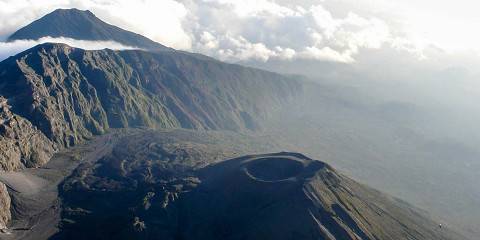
[0,37,140,61]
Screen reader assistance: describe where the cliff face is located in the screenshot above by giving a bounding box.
[0,182,11,230]
[0,97,55,171]
[0,43,302,171]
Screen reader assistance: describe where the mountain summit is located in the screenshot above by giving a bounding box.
[7,8,170,50]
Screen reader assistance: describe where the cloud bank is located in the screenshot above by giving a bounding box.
[0,0,477,64]
[182,0,396,63]
[0,37,139,61]
[0,0,408,63]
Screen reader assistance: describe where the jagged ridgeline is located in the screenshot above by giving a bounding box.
[0,43,303,171]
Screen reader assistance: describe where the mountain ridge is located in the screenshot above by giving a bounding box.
[0,42,303,171]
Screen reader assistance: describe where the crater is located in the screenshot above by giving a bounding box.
[245,157,304,182]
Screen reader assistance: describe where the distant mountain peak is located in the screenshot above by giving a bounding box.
[50,7,93,15]
[48,8,96,20]
[7,8,171,51]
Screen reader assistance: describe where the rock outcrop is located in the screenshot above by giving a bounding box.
[0,182,11,230]
[0,97,55,171]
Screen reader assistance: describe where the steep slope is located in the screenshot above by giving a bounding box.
[0,43,302,171]
[50,131,464,240]
[0,97,55,170]
[0,182,10,230]
[7,8,169,51]
[181,153,459,240]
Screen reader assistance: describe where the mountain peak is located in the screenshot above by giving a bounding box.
[7,8,170,51]
[49,8,95,17]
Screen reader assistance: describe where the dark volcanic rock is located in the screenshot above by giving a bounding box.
[179,153,458,240]
[0,43,302,170]
[52,131,464,240]
[53,129,284,240]
[8,8,170,51]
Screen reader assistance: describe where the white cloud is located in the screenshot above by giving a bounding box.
[300,46,354,63]
[199,31,219,49]
[182,0,395,63]
[83,0,192,50]
[203,0,297,17]
[0,37,140,61]
[0,0,439,63]
[311,4,338,38]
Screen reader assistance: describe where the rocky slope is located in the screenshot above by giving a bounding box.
[7,8,170,51]
[0,182,11,230]
[0,43,302,171]
[0,97,55,171]
[50,130,464,240]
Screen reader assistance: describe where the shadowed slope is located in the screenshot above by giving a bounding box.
[186,152,459,240]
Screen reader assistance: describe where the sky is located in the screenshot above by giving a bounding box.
[1,0,480,64]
